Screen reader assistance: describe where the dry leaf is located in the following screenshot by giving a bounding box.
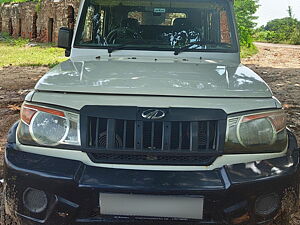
[283,104,294,109]
[8,104,21,111]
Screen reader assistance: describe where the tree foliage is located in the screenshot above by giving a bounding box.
[254,5,300,45]
[255,17,300,44]
[290,23,300,45]
[265,18,299,40]
[234,0,259,47]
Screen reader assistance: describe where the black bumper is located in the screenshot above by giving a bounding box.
[4,125,300,225]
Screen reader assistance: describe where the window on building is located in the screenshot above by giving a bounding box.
[67,6,75,29]
[9,18,13,36]
[48,18,54,42]
[0,17,2,33]
[18,18,22,37]
[32,13,38,39]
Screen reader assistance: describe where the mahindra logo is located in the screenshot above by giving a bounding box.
[142,109,166,120]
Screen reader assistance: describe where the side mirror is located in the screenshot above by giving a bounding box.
[58,27,73,57]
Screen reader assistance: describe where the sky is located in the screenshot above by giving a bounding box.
[255,0,300,26]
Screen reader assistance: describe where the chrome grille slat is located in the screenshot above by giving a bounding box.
[151,122,155,150]
[122,120,127,149]
[190,122,199,151]
[206,121,210,149]
[178,122,183,150]
[95,118,100,148]
[162,122,171,151]
[134,121,143,150]
[106,119,116,149]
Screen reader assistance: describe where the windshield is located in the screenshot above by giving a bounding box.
[74,0,238,53]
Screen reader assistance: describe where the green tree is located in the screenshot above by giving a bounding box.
[234,0,259,47]
[254,6,300,45]
[290,23,300,44]
[264,17,299,42]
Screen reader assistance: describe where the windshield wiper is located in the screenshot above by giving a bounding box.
[174,41,215,55]
[107,40,146,54]
[107,44,130,54]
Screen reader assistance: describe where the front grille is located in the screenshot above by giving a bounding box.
[80,106,227,165]
[87,118,218,150]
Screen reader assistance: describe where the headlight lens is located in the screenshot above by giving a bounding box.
[18,104,80,146]
[225,110,288,153]
[30,112,69,145]
[239,118,275,146]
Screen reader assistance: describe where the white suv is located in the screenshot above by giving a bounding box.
[2,0,299,224]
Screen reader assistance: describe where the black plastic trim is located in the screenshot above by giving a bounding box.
[7,121,19,144]
[288,128,299,151]
[3,140,300,225]
[35,90,274,99]
[79,106,227,165]
[80,106,227,122]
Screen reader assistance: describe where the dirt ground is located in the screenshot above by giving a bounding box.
[0,43,299,223]
[0,66,48,147]
[0,66,49,175]
[243,43,300,144]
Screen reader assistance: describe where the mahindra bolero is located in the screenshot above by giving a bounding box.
[2,0,300,224]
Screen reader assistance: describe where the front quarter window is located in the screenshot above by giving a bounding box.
[75,0,238,53]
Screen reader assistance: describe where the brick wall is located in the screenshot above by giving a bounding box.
[0,0,79,43]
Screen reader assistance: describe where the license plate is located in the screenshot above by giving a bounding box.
[99,193,204,220]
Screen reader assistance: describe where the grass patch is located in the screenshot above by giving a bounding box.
[240,45,258,58]
[0,0,32,4]
[0,33,66,68]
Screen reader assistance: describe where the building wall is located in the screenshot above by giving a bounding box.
[0,0,79,43]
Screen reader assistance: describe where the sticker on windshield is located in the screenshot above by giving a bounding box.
[154,8,166,13]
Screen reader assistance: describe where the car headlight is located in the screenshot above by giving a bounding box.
[17,103,80,146]
[225,110,288,153]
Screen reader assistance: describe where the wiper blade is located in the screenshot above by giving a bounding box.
[107,44,129,54]
[107,40,146,54]
[174,41,215,55]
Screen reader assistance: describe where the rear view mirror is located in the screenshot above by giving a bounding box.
[58,27,73,57]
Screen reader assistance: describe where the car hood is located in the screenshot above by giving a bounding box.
[35,57,272,98]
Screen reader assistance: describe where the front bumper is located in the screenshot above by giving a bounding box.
[3,126,300,225]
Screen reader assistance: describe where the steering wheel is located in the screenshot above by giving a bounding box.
[107,27,144,44]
